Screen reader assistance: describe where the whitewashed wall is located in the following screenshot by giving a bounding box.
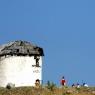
[0,56,42,87]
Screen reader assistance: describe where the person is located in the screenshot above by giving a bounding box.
[60,76,66,86]
[83,83,88,87]
[72,83,76,87]
[35,79,40,88]
[76,83,80,88]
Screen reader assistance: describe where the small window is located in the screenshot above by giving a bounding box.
[36,58,40,67]
[27,49,29,53]
[34,55,37,59]
[32,56,40,67]
[17,49,19,52]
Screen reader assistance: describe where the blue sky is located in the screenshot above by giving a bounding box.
[0,0,95,86]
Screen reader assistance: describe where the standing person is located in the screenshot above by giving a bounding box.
[60,76,66,86]
[83,83,88,87]
[35,79,40,88]
[76,83,80,88]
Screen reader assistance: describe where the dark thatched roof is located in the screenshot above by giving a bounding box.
[0,40,44,56]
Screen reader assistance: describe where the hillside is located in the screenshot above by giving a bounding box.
[0,86,95,95]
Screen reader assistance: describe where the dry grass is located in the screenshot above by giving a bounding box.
[0,86,94,95]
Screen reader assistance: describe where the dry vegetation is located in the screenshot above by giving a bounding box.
[0,86,95,95]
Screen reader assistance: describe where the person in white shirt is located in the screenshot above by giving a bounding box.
[83,83,88,87]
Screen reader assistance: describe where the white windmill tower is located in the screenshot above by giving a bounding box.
[0,40,44,87]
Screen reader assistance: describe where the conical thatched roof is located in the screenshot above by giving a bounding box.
[0,40,44,56]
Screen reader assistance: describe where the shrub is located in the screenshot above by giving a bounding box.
[46,81,56,91]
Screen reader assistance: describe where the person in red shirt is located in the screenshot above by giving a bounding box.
[60,76,66,86]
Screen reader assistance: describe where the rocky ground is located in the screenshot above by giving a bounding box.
[0,86,95,95]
